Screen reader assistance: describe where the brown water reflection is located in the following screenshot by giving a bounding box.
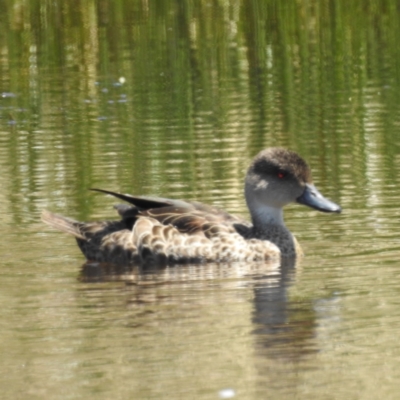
[78,256,319,363]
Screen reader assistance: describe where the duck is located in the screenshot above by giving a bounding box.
[42,148,341,266]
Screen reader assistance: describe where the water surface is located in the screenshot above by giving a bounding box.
[1,1,400,399]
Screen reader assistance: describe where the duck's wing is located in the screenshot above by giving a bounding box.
[92,188,249,235]
[91,188,173,209]
[141,202,251,235]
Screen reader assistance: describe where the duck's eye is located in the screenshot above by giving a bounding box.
[277,172,286,179]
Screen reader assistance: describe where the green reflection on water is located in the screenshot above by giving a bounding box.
[1,0,400,222]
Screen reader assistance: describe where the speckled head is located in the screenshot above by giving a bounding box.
[251,147,312,184]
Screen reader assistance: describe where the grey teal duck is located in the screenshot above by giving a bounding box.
[42,148,341,265]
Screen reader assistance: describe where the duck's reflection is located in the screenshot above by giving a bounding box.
[251,258,317,360]
[252,261,296,333]
[79,257,317,361]
[79,258,283,285]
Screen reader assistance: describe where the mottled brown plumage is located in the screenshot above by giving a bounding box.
[42,148,341,266]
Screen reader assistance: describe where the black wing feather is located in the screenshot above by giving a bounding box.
[91,188,172,210]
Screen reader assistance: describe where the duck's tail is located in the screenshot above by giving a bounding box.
[41,210,85,240]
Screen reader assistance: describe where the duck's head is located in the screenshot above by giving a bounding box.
[245,148,341,225]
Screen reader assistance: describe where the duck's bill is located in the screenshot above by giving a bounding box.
[296,184,341,213]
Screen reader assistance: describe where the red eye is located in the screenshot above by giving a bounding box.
[277,172,285,179]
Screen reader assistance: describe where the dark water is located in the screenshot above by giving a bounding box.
[1,1,400,399]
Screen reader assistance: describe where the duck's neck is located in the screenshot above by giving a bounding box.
[250,203,285,230]
[246,198,298,257]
